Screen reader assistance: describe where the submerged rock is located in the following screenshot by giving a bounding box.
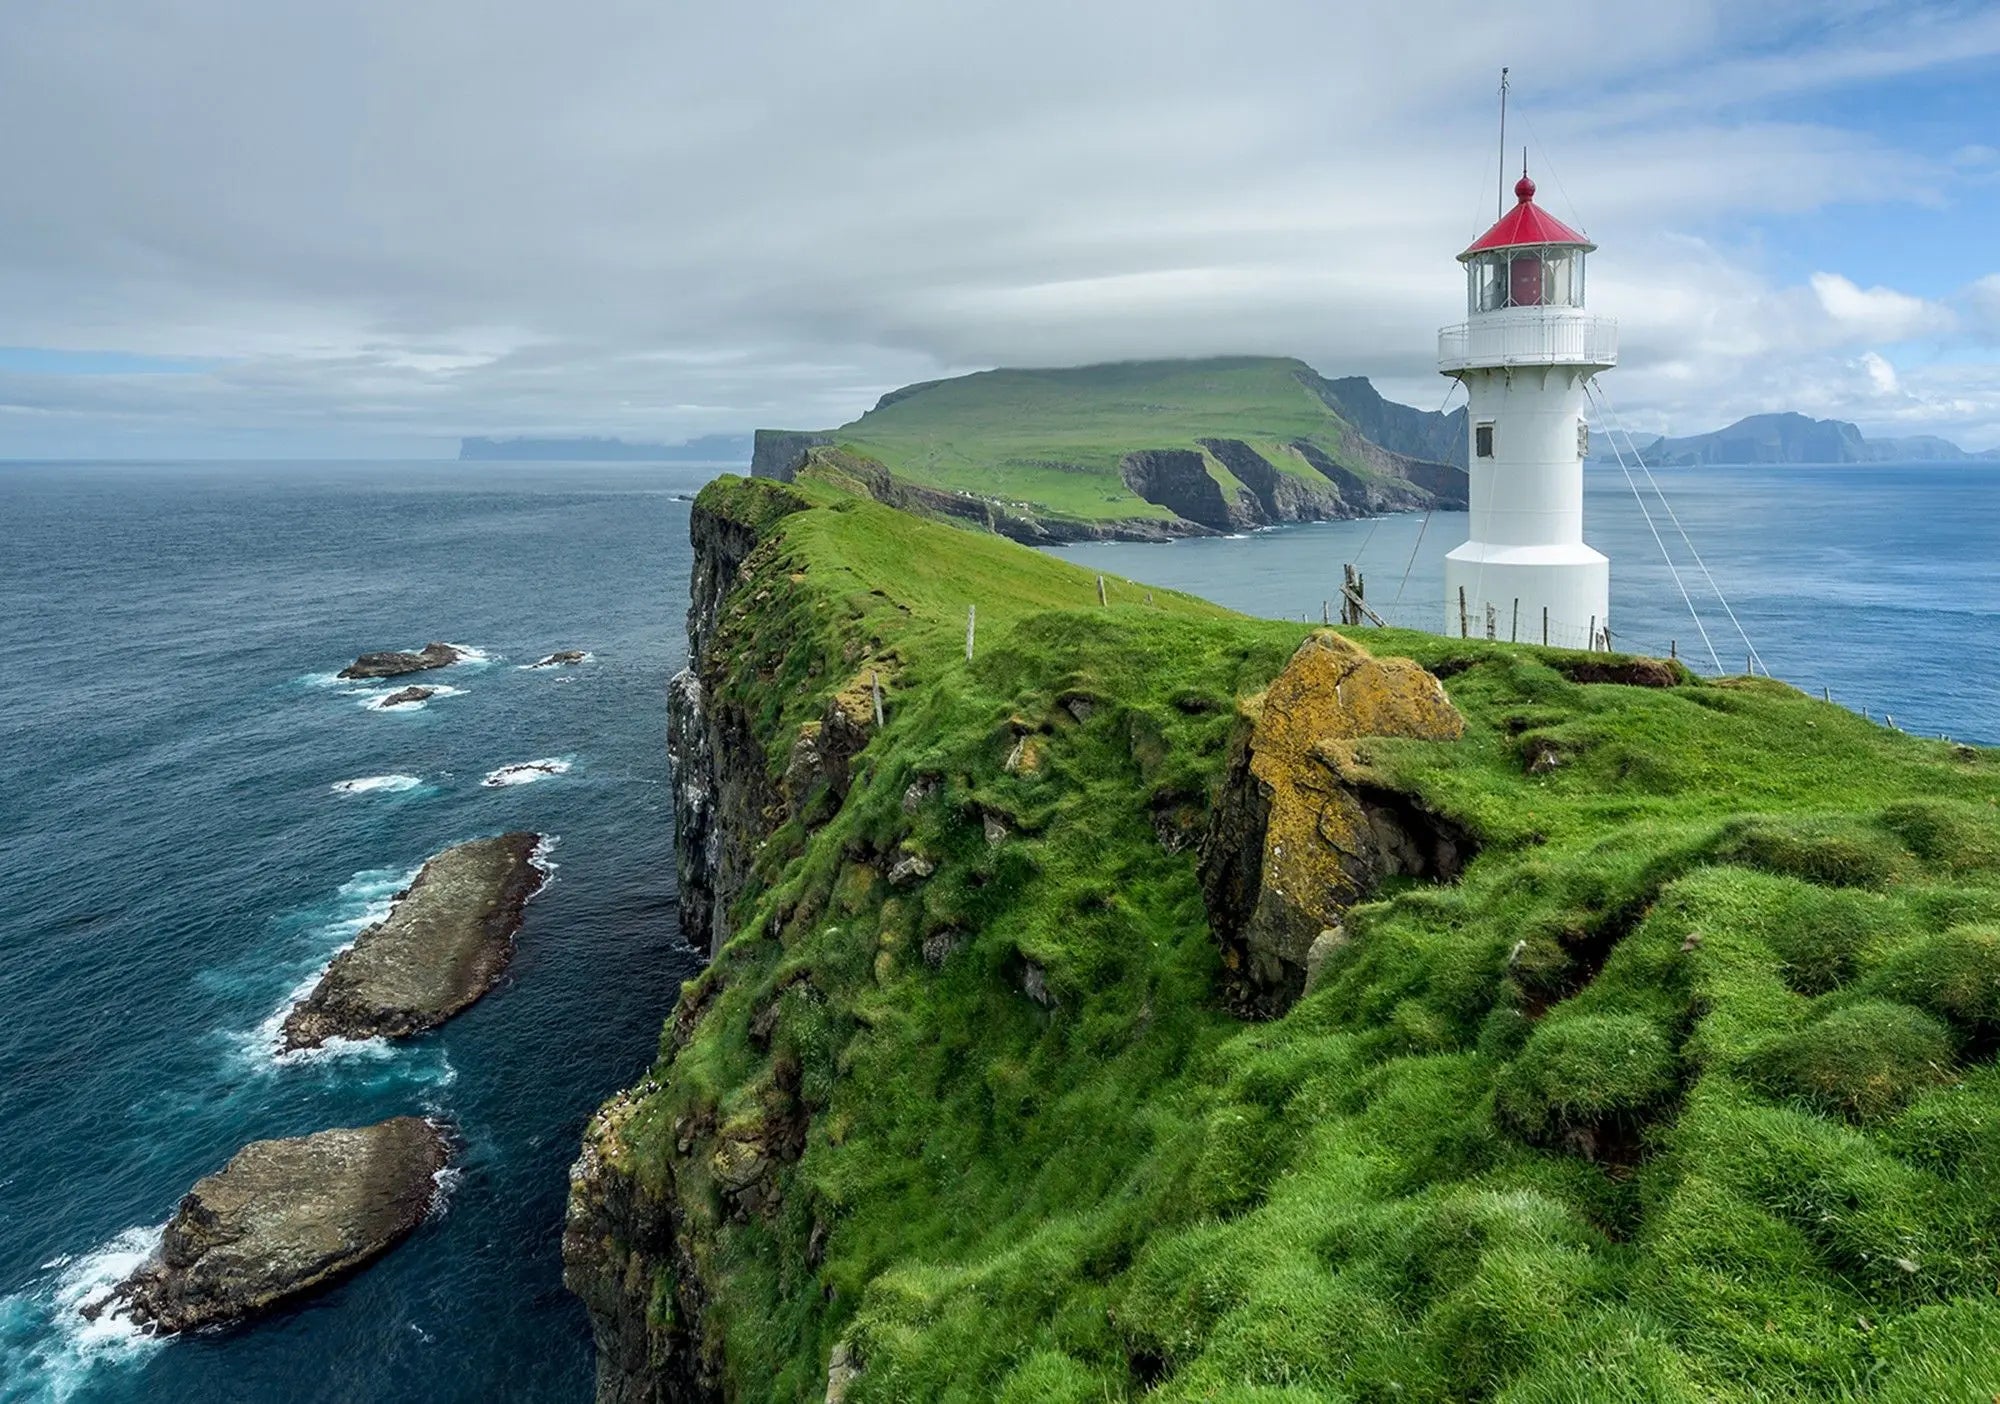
[281,833,545,1049]
[338,641,463,679]
[379,685,438,708]
[91,1117,449,1333]
[530,649,590,668]
[1199,631,1471,1015]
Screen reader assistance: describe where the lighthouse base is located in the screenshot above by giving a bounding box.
[1443,542,1608,650]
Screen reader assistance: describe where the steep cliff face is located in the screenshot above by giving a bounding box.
[667,482,812,959]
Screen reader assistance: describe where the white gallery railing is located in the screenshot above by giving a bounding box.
[1438,309,1618,372]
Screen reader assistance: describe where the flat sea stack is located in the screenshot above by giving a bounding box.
[378,685,438,708]
[93,1117,449,1333]
[282,832,545,1050]
[338,642,463,679]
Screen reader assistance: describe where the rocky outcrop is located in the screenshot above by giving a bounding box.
[1305,372,1469,469]
[530,649,590,668]
[1198,438,1349,522]
[750,429,833,481]
[281,833,546,1049]
[338,642,463,679]
[91,1118,449,1333]
[564,1092,714,1404]
[1117,449,1246,533]
[1200,631,1472,1015]
[379,685,437,708]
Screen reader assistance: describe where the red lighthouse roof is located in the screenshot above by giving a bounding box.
[1460,174,1593,260]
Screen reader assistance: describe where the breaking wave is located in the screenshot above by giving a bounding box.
[480,758,571,787]
[330,774,423,796]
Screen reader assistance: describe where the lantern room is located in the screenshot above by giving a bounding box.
[1461,174,1594,315]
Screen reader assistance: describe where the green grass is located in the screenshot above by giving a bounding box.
[613,471,2000,1402]
[814,355,1430,523]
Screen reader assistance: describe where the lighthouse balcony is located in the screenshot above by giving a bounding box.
[1438,307,1617,374]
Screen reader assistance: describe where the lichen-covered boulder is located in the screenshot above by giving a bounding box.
[91,1118,449,1333]
[1199,631,1470,1015]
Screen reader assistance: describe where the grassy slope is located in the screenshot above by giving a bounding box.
[627,472,2000,1402]
[828,356,1410,522]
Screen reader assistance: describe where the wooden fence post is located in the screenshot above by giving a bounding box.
[1458,587,1468,638]
[966,605,976,662]
[1670,640,1677,660]
[1322,599,1330,626]
[1588,615,1596,652]
[1096,575,1107,607]
[1510,598,1519,642]
[1604,625,1614,653]
[1484,602,1496,640]
[1542,606,1548,646]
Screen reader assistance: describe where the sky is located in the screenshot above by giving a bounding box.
[2,0,1998,459]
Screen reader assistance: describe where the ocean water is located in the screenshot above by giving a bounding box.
[0,462,717,1403]
[1054,461,2000,746]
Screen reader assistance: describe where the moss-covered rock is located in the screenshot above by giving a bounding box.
[1199,630,1469,1014]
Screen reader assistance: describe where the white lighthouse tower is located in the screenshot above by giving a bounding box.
[1439,168,1616,648]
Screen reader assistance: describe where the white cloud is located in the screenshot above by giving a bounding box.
[0,0,1995,453]
[1809,273,1955,342]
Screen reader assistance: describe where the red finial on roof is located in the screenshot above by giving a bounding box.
[1461,156,1592,260]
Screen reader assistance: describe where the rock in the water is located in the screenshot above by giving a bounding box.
[529,649,590,668]
[379,685,438,708]
[281,833,545,1049]
[337,642,463,680]
[1199,631,1471,1015]
[92,1118,449,1333]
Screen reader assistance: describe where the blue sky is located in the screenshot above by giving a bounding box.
[1,0,1997,458]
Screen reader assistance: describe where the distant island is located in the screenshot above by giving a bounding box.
[458,433,752,463]
[1601,412,2000,467]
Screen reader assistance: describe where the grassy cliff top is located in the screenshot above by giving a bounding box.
[617,471,2000,1402]
[803,355,1450,524]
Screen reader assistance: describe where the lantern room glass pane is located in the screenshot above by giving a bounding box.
[1467,247,1588,311]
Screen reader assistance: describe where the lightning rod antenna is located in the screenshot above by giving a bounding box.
[1497,67,1510,219]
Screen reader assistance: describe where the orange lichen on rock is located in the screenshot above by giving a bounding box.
[1201,631,1470,1014]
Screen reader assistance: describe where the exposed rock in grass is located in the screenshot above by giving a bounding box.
[281,833,545,1049]
[1550,655,1685,688]
[91,1118,448,1333]
[338,641,462,679]
[887,853,934,886]
[1199,630,1470,1015]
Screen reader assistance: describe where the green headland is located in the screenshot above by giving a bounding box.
[751,356,1467,539]
[565,458,2000,1403]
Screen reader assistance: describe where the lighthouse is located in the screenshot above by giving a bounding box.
[1438,168,1616,648]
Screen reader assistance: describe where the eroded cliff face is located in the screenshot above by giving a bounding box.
[667,489,802,960]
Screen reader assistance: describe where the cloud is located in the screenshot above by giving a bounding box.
[1809,273,1955,342]
[0,0,1996,453]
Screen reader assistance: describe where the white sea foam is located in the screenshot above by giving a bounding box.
[517,650,594,670]
[228,867,415,1070]
[481,758,571,787]
[361,684,461,713]
[426,1163,465,1221]
[440,643,491,667]
[331,774,423,796]
[528,834,560,892]
[0,1224,169,1400]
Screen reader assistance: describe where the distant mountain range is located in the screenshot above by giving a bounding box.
[1601,413,2000,466]
[458,433,752,462]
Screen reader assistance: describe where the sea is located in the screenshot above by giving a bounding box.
[0,457,1993,1404]
[0,462,715,1403]
[1056,462,2000,747]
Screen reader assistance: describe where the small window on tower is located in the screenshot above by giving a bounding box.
[1576,420,1589,459]
[1475,422,1495,458]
